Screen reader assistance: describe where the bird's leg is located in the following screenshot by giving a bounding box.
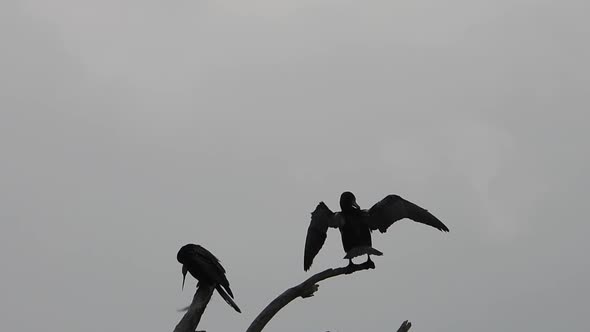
[347,258,355,268]
[366,255,375,268]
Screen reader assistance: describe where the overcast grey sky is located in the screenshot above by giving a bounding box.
[1,1,589,331]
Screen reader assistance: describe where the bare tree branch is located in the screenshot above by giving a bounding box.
[172,263,412,332]
[246,261,376,332]
[173,283,215,332]
[396,320,412,332]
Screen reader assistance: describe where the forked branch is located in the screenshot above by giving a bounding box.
[397,320,412,332]
[173,263,412,332]
[246,261,375,332]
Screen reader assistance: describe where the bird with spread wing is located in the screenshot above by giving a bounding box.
[177,243,241,313]
[303,192,449,271]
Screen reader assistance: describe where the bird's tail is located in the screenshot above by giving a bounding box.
[343,246,383,259]
[215,285,241,313]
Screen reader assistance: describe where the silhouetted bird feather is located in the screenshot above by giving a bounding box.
[367,194,449,233]
[304,202,343,271]
[303,192,449,271]
[177,244,241,313]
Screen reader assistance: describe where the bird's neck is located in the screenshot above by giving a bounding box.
[341,206,360,214]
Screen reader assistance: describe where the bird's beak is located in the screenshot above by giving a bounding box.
[352,200,360,209]
[181,265,188,290]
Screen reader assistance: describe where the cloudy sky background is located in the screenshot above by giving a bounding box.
[1,1,588,331]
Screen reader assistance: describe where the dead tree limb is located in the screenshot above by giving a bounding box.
[396,320,412,332]
[173,283,215,332]
[246,261,375,332]
[172,263,411,332]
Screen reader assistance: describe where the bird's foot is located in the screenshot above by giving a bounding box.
[344,259,357,274]
[365,256,375,269]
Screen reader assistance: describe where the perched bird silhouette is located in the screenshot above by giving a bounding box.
[304,191,449,271]
[177,243,241,313]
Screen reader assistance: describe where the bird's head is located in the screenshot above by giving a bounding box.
[340,191,360,211]
[177,244,198,290]
[177,243,197,264]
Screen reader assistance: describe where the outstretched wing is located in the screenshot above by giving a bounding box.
[366,195,449,233]
[304,202,342,271]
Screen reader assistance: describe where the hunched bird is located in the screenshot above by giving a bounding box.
[304,191,449,271]
[177,243,241,313]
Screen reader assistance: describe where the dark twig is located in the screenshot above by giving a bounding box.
[173,283,215,332]
[246,261,375,332]
[396,320,412,332]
